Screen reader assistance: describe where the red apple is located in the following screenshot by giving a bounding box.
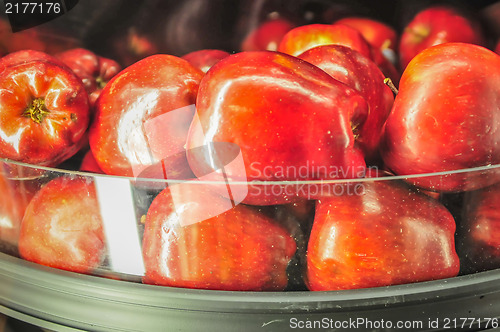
[241,18,296,52]
[306,180,460,291]
[142,184,296,291]
[399,6,485,70]
[381,43,500,192]
[278,23,372,58]
[181,49,230,73]
[18,176,105,274]
[0,162,35,253]
[79,150,104,174]
[335,16,398,64]
[298,45,394,161]
[278,23,399,83]
[0,49,67,73]
[186,51,369,205]
[56,48,122,107]
[0,60,89,166]
[458,182,500,272]
[89,54,203,179]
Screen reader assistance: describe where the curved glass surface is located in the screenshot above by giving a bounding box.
[1,157,500,293]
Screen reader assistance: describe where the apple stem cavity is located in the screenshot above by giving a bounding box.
[96,76,107,89]
[23,98,49,124]
[384,78,399,95]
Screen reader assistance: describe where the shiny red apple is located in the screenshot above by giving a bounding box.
[181,49,230,73]
[298,45,394,161]
[0,60,89,166]
[278,23,372,58]
[398,6,485,70]
[0,49,67,73]
[278,23,399,83]
[142,184,296,291]
[18,176,105,274]
[56,48,122,106]
[306,180,460,291]
[335,16,398,64]
[79,150,104,174]
[381,43,500,192]
[186,51,369,205]
[89,54,203,179]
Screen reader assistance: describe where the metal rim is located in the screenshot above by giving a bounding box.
[1,252,500,313]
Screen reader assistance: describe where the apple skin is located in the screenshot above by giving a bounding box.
[186,51,369,205]
[335,17,398,64]
[142,185,296,291]
[89,54,203,178]
[381,43,500,192]
[79,150,104,174]
[278,23,399,84]
[0,60,89,167]
[241,18,296,52]
[0,162,36,254]
[399,6,484,70]
[306,180,460,291]
[458,182,500,273]
[278,23,372,58]
[18,176,105,274]
[0,50,68,73]
[298,45,394,161]
[181,49,230,73]
[56,48,122,107]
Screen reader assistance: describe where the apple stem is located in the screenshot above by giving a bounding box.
[384,78,398,95]
[23,98,49,124]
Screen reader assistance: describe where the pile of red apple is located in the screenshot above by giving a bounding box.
[0,4,499,292]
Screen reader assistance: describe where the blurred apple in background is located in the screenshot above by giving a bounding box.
[335,16,398,65]
[241,17,296,51]
[278,23,372,57]
[278,23,399,83]
[181,49,230,73]
[398,6,485,70]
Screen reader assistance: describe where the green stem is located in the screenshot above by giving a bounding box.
[23,98,49,124]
